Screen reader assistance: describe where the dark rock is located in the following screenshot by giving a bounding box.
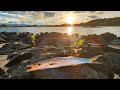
[110,39,120,45]
[103,46,120,53]
[0,72,21,79]
[74,48,94,58]
[35,32,79,47]
[29,53,57,64]
[16,43,31,50]
[17,32,32,44]
[7,52,19,59]
[29,64,108,79]
[0,48,15,55]
[76,47,105,58]
[0,33,7,39]
[43,45,56,51]
[5,52,33,67]
[0,36,6,43]
[6,63,32,79]
[1,32,19,42]
[2,42,31,50]
[105,52,120,74]
[88,55,114,79]
[0,68,5,75]
[100,32,117,43]
[4,53,112,79]
[26,46,45,55]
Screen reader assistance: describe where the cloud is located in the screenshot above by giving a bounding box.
[97,11,104,14]
[89,11,104,15]
[0,11,119,25]
[43,12,56,18]
[0,11,23,18]
[88,15,99,19]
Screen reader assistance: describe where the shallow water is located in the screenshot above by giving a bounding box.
[0,26,120,36]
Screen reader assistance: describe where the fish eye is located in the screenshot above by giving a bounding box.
[27,67,32,69]
[38,63,42,66]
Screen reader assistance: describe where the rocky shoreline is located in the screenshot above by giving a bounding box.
[0,31,120,79]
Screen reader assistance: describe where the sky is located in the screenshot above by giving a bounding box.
[0,11,120,25]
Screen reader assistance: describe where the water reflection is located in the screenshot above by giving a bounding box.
[67,27,73,35]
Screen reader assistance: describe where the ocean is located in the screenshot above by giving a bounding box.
[0,26,120,36]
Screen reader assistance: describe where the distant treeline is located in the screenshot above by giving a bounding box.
[80,17,120,26]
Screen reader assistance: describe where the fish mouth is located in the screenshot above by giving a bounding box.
[26,65,40,72]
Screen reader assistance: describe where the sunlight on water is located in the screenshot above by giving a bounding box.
[67,27,73,35]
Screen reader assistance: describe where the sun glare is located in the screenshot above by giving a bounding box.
[66,16,73,25]
[67,27,73,35]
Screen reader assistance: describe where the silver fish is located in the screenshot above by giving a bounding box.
[26,55,102,72]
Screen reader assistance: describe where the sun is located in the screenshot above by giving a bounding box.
[66,16,73,25]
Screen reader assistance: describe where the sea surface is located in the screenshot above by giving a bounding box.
[0,26,120,36]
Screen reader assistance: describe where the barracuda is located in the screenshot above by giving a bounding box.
[26,55,102,72]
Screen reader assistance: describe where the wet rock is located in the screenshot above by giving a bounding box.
[5,52,32,67]
[105,52,120,74]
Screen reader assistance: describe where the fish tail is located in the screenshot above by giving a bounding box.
[90,55,102,61]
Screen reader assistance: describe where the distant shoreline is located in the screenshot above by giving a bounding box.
[0,26,120,27]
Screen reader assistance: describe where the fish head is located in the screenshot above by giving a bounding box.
[26,63,49,72]
[26,61,59,72]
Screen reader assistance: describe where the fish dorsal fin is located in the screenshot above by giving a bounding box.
[90,55,102,61]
